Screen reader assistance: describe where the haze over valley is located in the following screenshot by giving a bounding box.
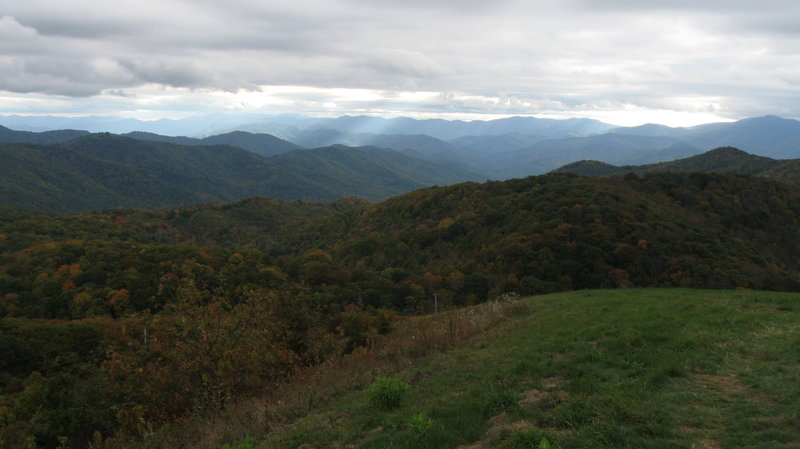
[3,113,800,212]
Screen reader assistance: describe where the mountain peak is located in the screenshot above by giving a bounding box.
[552,146,789,179]
[752,114,787,121]
[217,130,253,137]
[703,146,750,157]
[738,115,799,126]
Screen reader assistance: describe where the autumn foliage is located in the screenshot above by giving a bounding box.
[2,172,800,447]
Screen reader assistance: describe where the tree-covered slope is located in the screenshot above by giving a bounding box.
[0,135,480,212]
[2,171,800,448]
[124,130,303,158]
[0,195,364,254]
[297,172,800,296]
[554,146,800,185]
[0,124,89,144]
[268,145,483,201]
[0,135,302,212]
[6,171,800,322]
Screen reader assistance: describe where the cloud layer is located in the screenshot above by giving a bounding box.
[2,0,799,125]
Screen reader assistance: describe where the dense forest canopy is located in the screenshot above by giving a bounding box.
[0,134,482,213]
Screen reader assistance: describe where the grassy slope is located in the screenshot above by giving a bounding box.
[257,289,800,449]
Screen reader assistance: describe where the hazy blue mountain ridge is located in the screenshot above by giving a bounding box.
[124,130,303,157]
[476,134,702,178]
[553,146,800,186]
[2,114,800,182]
[607,115,800,159]
[0,113,616,140]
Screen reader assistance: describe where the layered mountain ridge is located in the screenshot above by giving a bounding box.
[0,134,482,212]
[554,146,800,185]
[3,114,800,213]
[4,114,800,177]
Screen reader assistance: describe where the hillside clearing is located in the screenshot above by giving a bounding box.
[255,289,800,449]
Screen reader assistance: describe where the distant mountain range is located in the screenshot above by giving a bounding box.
[0,124,305,159]
[252,114,615,141]
[474,134,701,178]
[554,146,800,185]
[122,130,302,158]
[3,114,800,212]
[607,115,800,159]
[0,134,482,212]
[0,113,616,140]
[0,113,272,136]
[465,115,800,177]
[5,113,800,179]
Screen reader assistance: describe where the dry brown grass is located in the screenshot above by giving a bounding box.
[262,297,530,430]
[692,373,748,394]
[101,297,530,449]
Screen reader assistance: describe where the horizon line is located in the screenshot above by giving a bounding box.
[0,111,774,130]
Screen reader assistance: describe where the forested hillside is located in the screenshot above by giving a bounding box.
[124,130,302,158]
[0,125,89,145]
[0,134,481,212]
[1,171,800,448]
[308,172,800,295]
[555,146,800,185]
[3,172,798,320]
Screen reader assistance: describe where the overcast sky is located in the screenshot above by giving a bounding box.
[2,0,799,126]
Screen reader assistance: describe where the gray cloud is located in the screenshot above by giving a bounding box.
[0,0,799,124]
[358,48,445,79]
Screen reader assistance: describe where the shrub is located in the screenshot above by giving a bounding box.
[220,436,255,449]
[407,412,433,434]
[368,377,410,410]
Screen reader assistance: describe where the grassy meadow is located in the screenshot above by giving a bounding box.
[246,289,800,449]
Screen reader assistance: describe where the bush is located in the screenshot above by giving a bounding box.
[407,412,433,434]
[220,436,255,449]
[368,377,410,410]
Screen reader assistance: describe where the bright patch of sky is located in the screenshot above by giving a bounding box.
[1,1,799,127]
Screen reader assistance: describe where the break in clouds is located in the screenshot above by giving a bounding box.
[1,0,800,124]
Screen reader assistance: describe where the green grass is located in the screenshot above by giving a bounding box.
[255,289,800,449]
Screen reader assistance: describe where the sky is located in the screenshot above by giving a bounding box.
[1,0,799,127]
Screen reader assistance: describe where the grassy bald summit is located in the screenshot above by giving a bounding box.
[554,146,800,184]
[252,289,800,449]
